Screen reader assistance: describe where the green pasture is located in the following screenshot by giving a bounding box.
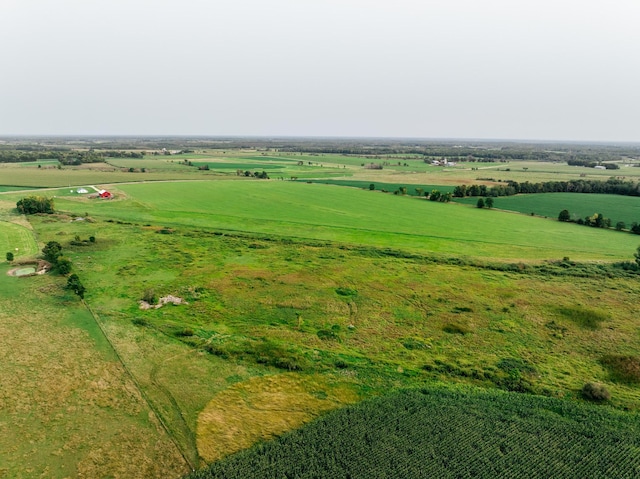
[455,193,640,227]
[429,161,640,184]
[0,164,220,188]
[0,221,38,258]
[192,162,285,171]
[49,180,640,261]
[107,158,204,171]
[298,179,455,195]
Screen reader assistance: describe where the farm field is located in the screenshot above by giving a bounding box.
[454,193,640,227]
[38,180,640,261]
[191,387,640,479]
[0,163,221,188]
[298,179,455,195]
[14,203,640,475]
[4,140,640,479]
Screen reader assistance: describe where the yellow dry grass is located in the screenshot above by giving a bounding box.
[196,373,359,463]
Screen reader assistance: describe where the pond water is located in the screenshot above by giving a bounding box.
[14,267,36,276]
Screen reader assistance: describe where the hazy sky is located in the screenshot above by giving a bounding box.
[1,0,639,141]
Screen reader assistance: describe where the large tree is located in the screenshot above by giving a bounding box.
[42,241,62,263]
[558,209,571,222]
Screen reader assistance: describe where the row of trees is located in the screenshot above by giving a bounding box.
[0,149,141,164]
[557,209,640,234]
[235,170,270,179]
[567,159,619,169]
[454,178,640,198]
[42,241,85,298]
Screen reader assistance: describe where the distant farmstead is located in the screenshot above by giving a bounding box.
[98,190,113,199]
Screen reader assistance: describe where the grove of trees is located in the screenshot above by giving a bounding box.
[16,196,55,214]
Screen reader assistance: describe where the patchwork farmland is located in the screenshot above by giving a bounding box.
[2,138,640,478]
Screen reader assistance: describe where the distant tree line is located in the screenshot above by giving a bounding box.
[559,209,640,235]
[0,149,142,164]
[453,177,640,198]
[567,159,619,169]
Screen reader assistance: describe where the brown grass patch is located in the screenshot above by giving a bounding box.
[601,355,640,383]
[196,373,358,463]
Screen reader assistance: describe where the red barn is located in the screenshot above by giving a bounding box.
[98,190,113,199]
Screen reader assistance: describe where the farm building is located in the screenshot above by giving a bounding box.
[98,190,113,199]
[76,188,88,194]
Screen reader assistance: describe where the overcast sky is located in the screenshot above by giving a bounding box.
[1,0,639,142]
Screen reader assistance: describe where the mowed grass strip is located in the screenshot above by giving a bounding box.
[0,220,39,258]
[56,180,640,260]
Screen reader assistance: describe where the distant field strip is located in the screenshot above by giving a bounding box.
[53,181,640,261]
[0,221,38,258]
[0,165,216,187]
[298,179,455,195]
[455,193,640,226]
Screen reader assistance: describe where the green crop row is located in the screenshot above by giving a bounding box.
[189,386,640,479]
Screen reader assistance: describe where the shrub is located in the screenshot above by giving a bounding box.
[42,241,63,263]
[334,359,349,369]
[142,288,158,305]
[581,382,611,402]
[55,256,72,274]
[443,323,470,335]
[317,329,339,341]
[335,287,357,297]
[6,252,13,262]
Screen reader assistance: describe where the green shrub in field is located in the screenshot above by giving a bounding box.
[142,288,158,305]
[317,329,339,341]
[443,323,470,335]
[581,382,611,402]
[335,286,357,297]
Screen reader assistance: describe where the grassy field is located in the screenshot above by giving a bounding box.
[454,193,640,227]
[0,263,188,478]
[18,207,640,475]
[0,163,222,188]
[37,180,640,261]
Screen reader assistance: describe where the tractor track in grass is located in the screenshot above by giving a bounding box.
[81,300,196,472]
